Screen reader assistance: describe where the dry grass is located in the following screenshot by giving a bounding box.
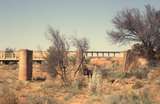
[0,86,18,104]
[0,63,160,104]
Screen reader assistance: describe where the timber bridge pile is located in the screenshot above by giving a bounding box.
[0,50,125,64]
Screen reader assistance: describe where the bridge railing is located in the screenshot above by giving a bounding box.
[85,51,124,57]
[33,51,47,61]
[0,50,125,61]
[0,51,46,61]
[0,51,18,60]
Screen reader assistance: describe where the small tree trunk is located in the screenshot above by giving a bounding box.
[146,48,156,66]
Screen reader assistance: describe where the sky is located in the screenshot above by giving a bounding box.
[0,0,159,51]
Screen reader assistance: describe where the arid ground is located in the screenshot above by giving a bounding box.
[0,61,160,104]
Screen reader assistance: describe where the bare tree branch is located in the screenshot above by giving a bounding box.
[46,26,69,84]
[107,4,160,60]
[72,37,89,76]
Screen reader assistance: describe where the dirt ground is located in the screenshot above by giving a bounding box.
[0,64,160,104]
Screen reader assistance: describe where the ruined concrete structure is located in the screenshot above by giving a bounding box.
[18,49,33,80]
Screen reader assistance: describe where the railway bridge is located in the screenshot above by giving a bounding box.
[0,50,125,64]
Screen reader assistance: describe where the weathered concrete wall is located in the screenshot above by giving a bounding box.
[18,49,33,80]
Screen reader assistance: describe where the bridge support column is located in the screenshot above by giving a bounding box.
[102,52,104,57]
[108,53,110,57]
[91,52,93,57]
[96,52,99,57]
[18,49,33,81]
[113,52,115,57]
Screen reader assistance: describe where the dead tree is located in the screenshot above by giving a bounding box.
[72,37,89,76]
[46,27,69,84]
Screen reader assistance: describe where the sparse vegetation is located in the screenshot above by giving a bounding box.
[0,86,18,104]
[68,56,77,65]
[46,26,70,85]
[26,95,58,104]
[0,3,160,104]
[132,81,144,89]
[107,4,160,61]
[102,90,152,104]
[89,68,103,95]
[128,68,149,79]
[72,36,89,76]
[108,71,127,79]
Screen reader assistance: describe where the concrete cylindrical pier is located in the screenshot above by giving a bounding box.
[18,49,33,81]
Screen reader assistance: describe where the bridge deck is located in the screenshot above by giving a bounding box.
[0,51,125,62]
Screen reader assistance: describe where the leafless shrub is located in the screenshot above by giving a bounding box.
[46,26,69,85]
[72,37,89,76]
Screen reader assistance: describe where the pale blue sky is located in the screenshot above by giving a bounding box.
[0,0,159,51]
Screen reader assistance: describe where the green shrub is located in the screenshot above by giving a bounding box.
[108,71,128,79]
[85,57,91,64]
[68,56,76,65]
[128,68,149,79]
[101,69,109,79]
[111,60,120,70]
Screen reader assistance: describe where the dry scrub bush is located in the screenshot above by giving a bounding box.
[108,71,128,79]
[46,27,70,85]
[15,81,29,91]
[128,68,149,79]
[102,69,128,80]
[86,90,152,104]
[132,81,144,89]
[64,75,87,101]
[101,69,109,79]
[72,37,89,76]
[154,77,160,85]
[26,95,58,104]
[68,56,77,65]
[40,80,63,94]
[102,91,152,104]
[88,68,102,95]
[102,67,149,80]
[0,86,18,104]
[72,76,86,90]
